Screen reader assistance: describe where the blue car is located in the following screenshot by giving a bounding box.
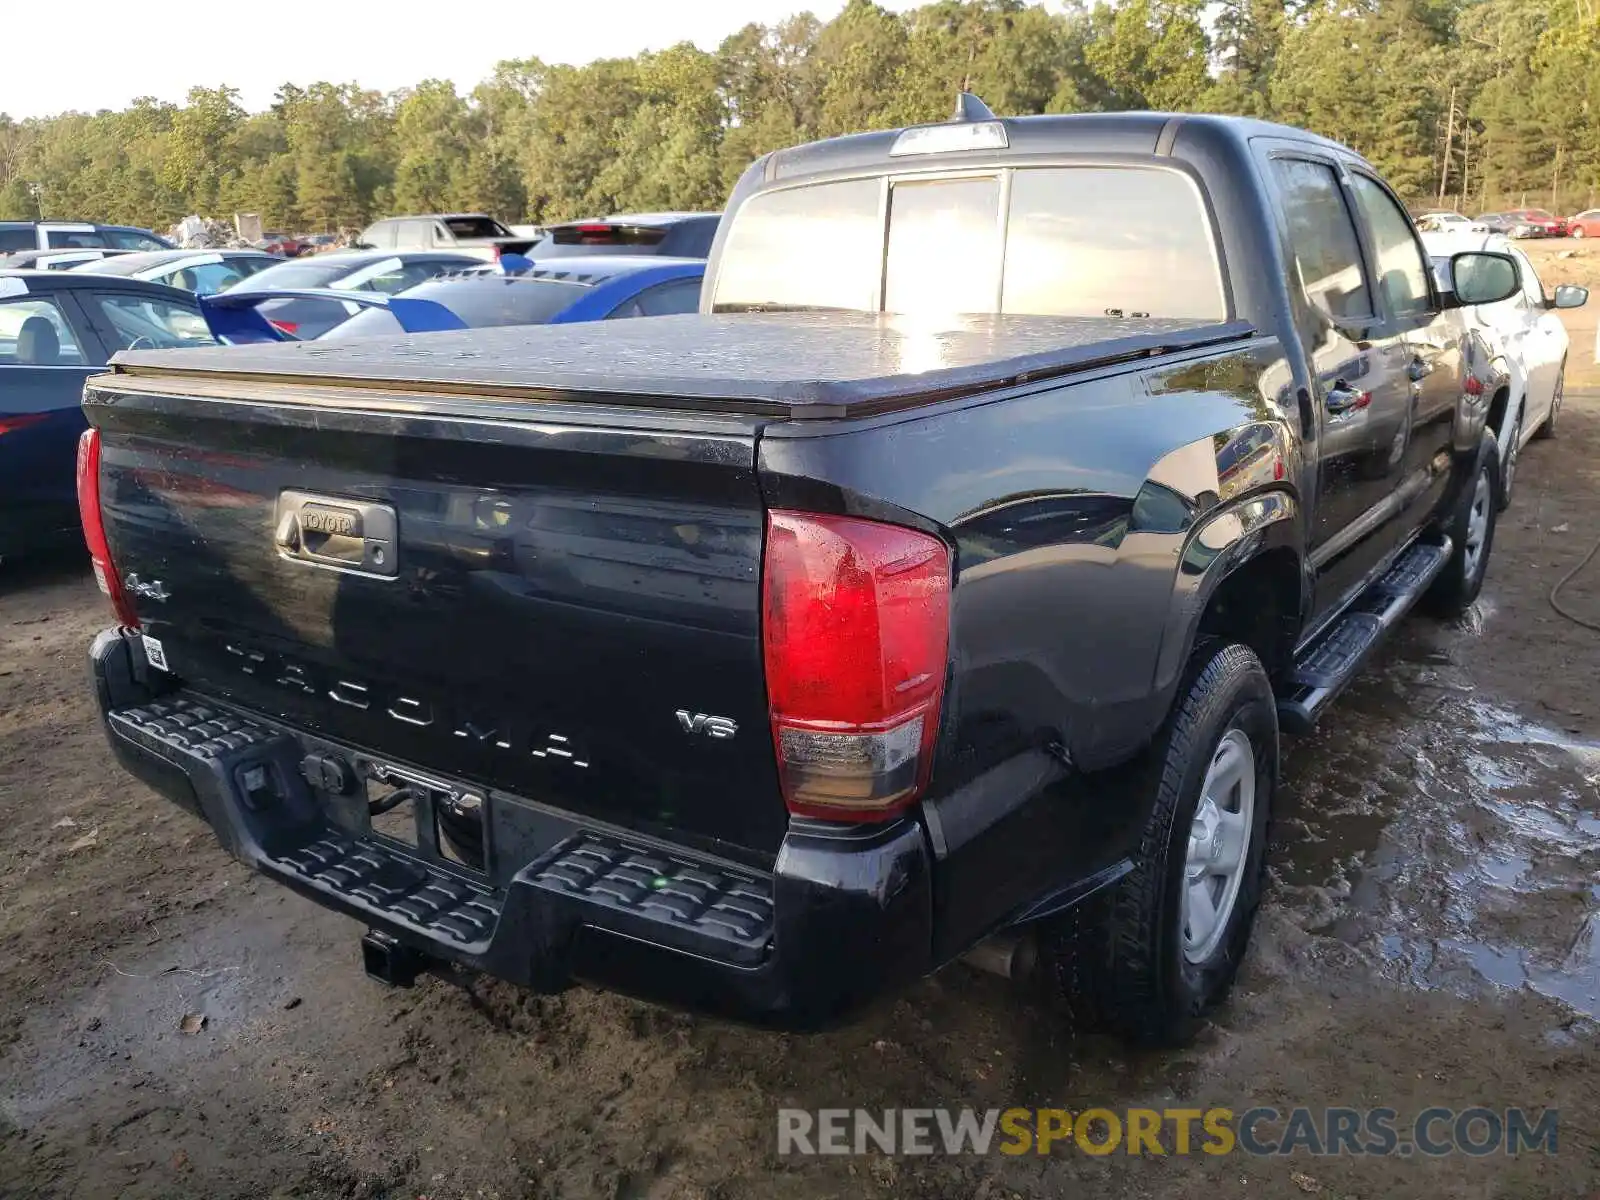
[204,256,706,343]
[0,270,216,558]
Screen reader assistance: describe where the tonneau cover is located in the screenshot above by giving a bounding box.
[106,311,1255,420]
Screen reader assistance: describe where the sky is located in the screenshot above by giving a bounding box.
[0,0,903,119]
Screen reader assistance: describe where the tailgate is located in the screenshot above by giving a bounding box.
[84,375,786,862]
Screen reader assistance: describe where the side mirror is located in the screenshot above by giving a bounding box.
[1553,284,1589,309]
[1446,251,1520,307]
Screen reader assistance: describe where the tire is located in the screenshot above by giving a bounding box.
[1498,410,1522,511]
[1426,440,1499,617]
[1573,226,1587,239]
[1533,363,1563,440]
[1047,642,1277,1046]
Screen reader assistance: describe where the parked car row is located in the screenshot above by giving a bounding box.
[0,221,173,255]
[242,256,707,342]
[1,212,720,560]
[1417,208,1600,238]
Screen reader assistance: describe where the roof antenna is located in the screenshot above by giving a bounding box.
[952,92,996,123]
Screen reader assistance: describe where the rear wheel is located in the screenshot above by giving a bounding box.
[1574,226,1587,239]
[1048,642,1276,1045]
[1534,365,1564,440]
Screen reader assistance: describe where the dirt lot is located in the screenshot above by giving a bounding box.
[3,375,1600,1196]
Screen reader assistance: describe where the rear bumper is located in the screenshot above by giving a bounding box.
[90,628,934,1030]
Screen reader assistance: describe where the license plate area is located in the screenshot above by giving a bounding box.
[362,760,487,874]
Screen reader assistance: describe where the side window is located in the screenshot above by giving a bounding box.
[1349,174,1432,320]
[0,296,87,365]
[166,261,247,296]
[109,230,167,250]
[364,261,447,294]
[614,277,703,318]
[1270,158,1372,324]
[233,257,274,280]
[0,226,36,253]
[46,228,111,249]
[93,294,214,350]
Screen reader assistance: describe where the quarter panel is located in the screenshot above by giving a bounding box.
[758,340,1301,888]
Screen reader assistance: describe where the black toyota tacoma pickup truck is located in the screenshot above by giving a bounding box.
[79,101,1522,1043]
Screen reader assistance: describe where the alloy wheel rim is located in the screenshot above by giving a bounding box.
[1182,728,1255,964]
[1464,468,1492,579]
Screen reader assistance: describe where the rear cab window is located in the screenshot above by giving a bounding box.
[0,295,87,365]
[711,166,1226,320]
[443,217,512,239]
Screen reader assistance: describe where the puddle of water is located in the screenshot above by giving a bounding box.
[1274,625,1600,1021]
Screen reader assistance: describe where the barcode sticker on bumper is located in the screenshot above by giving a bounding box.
[142,635,169,672]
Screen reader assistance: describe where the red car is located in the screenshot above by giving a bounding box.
[1568,209,1600,239]
[259,233,311,258]
[1504,208,1567,237]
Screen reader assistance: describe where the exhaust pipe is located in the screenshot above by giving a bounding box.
[961,930,1037,981]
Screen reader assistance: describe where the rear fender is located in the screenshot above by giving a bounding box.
[1151,487,1303,699]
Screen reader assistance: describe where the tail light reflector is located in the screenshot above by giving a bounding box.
[267,319,299,335]
[762,511,951,821]
[76,428,140,628]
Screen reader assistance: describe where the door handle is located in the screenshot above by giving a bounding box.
[1406,357,1431,382]
[1326,382,1367,414]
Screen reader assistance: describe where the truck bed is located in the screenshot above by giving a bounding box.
[106,311,1255,420]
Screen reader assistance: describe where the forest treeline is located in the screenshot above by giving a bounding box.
[0,0,1594,231]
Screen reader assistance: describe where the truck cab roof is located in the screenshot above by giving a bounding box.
[760,109,1368,184]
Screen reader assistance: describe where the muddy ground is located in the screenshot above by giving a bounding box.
[2,394,1600,1198]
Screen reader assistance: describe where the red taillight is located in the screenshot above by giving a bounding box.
[267,319,298,335]
[1464,376,1484,396]
[0,413,49,436]
[762,511,951,821]
[75,428,139,628]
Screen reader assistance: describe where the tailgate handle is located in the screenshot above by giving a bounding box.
[274,490,399,579]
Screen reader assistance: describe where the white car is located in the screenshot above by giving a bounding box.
[1415,211,1485,235]
[1423,230,1586,506]
[68,249,279,296]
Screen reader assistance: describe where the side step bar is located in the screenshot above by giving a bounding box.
[1277,537,1452,734]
